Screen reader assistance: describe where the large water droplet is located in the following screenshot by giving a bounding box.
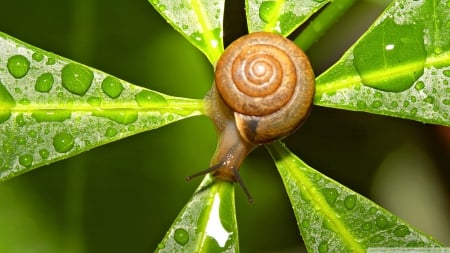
[101,76,123,98]
[344,195,357,210]
[443,70,450,77]
[259,1,276,23]
[53,132,74,153]
[0,81,16,123]
[393,225,410,237]
[61,63,94,96]
[32,110,71,122]
[353,19,426,92]
[135,90,167,106]
[174,228,189,246]
[7,55,30,78]
[19,154,33,167]
[35,72,54,92]
[93,110,138,125]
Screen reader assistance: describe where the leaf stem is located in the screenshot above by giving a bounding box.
[294,0,358,51]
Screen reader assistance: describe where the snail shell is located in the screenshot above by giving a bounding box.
[214,32,315,144]
[188,32,315,201]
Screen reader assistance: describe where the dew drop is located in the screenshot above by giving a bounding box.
[323,188,338,205]
[259,1,276,23]
[46,58,56,65]
[105,127,118,137]
[17,136,27,145]
[414,81,425,90]
[318,241,328,253]
[87,96,102,106]
[174,228,189,246]
[371,100,382,109]
[424,96,435,104]
[7,55,30,78]
[443,70,450,77]
[32,52,44,62]
[93,110,138,125]
[135,90,167,106]
[28,130,37,138]
[356,100,367,109]
[15,113,26,126]
[19,154,33,167]
[362,222,372,231]
[390,101,399,109]
[158,4,166,11]
[353,19,426,92]
[157,243,165,249]
[443,99,450,105]
[370,234,384,243]
[344,195,357,210]
[61,63,94,96]
[393,225,410,237]
[53,132,75,153]
[35,72,54,92]
[39,149,50,159]
[375,216,389,229]
[410,107,418,115]
[19,98,31,105]
[101,76,123,99]
[0,81,16,123]
[32,110,71,122]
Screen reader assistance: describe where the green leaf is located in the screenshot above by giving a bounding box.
[315,0,450,126]
[156,175,239,253]
[148,0,225,65]
[267,141,444,252]
[0,32,204,181]
[245,0,330,36]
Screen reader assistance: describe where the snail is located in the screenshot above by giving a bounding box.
[186,32,315,202]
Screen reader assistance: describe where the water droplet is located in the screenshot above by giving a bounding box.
[93,110,138,125]
[182,24,189,30]
[369,207,377,214]
[157,243,165,249]
[39,149,50,159]
[32,110,71,122]
[7,55,30,78]
[135,90,167,106]
[443,70,450,77]
[35,72,54,93]
[318,241,328,253]
[323,188,338,205]
[105,127,118,137]
[61,63,94,96]
[101,76,123,98]
[28,130,37,138]
[46,58,56,65]
[32,52,44,62]
[19,98,31,105]
[15,113,26,126]
[356,100,367,109]
[443,99,450,105]
[353,19,426,92]
[158,4,166,11]
[393,225,410,237]
[87,96,102,106]
[259,1,276,23]
[0,81,16,123]
[434,47,443,55]
[53,132,75,153]
[17,136,27,145]
[174,228,189,246]
[375,216,389,229]
[371,100,382,108]
[362,222,372,231]
[414,81,425,90]
[410,107,418,115]
[19,154,33,167]
[390,101,399,109]
[344,195,357,210]
[370,234,384,243]
[374,92,383,98]
[424,96,435,104]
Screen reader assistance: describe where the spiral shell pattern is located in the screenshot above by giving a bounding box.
[215,32,315,144]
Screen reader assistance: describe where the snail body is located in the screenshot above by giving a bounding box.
[187,32,315,201]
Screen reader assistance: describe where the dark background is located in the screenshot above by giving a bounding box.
[0,0,448,252]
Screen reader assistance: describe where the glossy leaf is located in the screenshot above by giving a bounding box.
[267,141,444,252]
[0,32,204,181]
[245,0,330,36]
[148,0,224,65]
[156,175,238,253]
[315,0,450,126]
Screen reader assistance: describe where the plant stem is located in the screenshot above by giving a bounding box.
[295,0,358,51]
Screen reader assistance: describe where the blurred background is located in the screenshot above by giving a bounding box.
[0,0,448,252]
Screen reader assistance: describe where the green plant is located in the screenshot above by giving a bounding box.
[0,0,448,252]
